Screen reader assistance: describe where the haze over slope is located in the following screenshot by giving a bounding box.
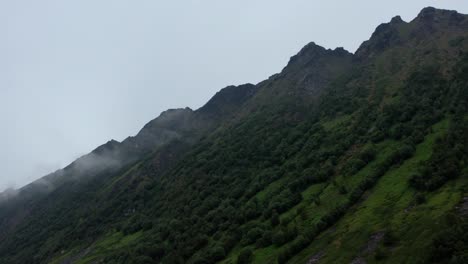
[1,6,467,264]
[3,0,468,191]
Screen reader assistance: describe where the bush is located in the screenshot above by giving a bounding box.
[241,227,263,245]
[338,185,348,194]
[131,255,153,264]
[374,247,388,260]
[345,158,366,175]
[383,231,398,247]
[272,230,287,246]
[277,235,311,264]
[221,234,238,253]
[360,144,377,163]
[271,210,280,226]
[236,248,253,264]
[208,245,226,262]
[414,193,426,204]
[429,214,468,263]
[255,231,272,248]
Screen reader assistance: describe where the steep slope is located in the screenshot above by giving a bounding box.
[0,83,257,261]
[0,7,467,264]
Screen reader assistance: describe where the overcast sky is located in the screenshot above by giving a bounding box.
[1,1,468,191]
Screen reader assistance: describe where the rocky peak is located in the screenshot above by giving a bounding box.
[416,7,461,22]
[418,7,438,20]
[285,42,349,70]
[355,7,468,60]
[390,15,404,24]
[333,47,350,56]
[293,42,327,59]
[151,108,193,125]
[251,42,353,103]
[413,7,466,27]
[197,83,257,118]
[355,16,407,58]
[92,139,120,156]
[130,107,195,145]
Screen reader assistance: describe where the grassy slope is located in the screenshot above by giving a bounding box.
[57,90,466,264]
[220,125,401,264]
[50,231,143,264]
[219,118,465,264]
[6,10,466,264]
[289,119,466,264]
[48,117,465,264]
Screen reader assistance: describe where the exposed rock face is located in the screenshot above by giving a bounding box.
[356,7,468,60]
[355,16,406,59]
[279,43,354,95]
[122,107,197,155]
[197,83,257,119]
[350,257,367,264]
[416,7,464,24]
[361,231,385,255]
[411,7,467,40]
[306,251,325,264]
[459,196,468,216]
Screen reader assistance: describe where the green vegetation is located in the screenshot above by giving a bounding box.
[0,7,467,264]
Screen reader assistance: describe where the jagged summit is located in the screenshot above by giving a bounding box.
[355,15,406,58]
[413,6,467,29]
[197,83,257,118]
[355,7,468,59]
[0,7,467,264]
[333,46,349,54]
[286,42,352,69]
[390,15,404,24]
[140,107,194,132]
[92,139,120,155]
[416,6,461,20]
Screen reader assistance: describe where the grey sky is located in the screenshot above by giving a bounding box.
[1,1,468,191]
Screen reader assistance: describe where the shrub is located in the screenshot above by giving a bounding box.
[271,210,280,226]
[236,248,253,264]
[272,230,287,246]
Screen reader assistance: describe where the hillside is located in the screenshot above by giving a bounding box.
[0,7,467,264]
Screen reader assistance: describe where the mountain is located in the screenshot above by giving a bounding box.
[0,7,467,264]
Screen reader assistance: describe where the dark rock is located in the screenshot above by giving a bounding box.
[350,257,367,264]
[197,83,257,119]
[390,15,404,24]
[306,251,325,264]
[361,231,385,254]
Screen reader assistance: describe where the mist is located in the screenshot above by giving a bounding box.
[2,0,468,191]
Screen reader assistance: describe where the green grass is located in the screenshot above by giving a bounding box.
[221,139,402,264]
[49,231,144,264]
[73,231,143,264]
[256,176,290,203]
[211,119,463,264]
[288,119,466,264]
[321,114,352,131]
[253,245,281,264]
[280,183,326,221]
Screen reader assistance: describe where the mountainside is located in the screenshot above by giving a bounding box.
[1,7,467,264]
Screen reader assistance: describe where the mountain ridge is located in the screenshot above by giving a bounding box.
[0,6,467,264]
[3,6,464,198]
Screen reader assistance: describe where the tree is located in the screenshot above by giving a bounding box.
[236,248,253,264]
[271,210,280,226]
